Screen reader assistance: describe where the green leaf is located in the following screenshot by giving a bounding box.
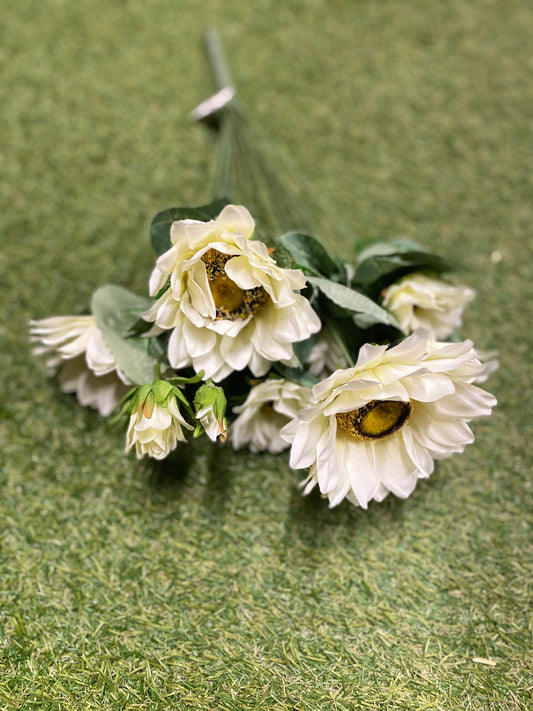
[278,232,340,278]
[356,239,422,262]
[353,254,411,286]
[353,250,455,287]
[152,379,173,405]
[91,285,158,385]
[130,384,152,412]
[307,276,398,328]
[150,198,230,255]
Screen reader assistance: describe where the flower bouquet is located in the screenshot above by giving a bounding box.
[30,30,497,509]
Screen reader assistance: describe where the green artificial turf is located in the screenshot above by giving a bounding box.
[1,0,532,708]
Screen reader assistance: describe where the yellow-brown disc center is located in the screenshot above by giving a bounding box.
[201,248,268,320]
[336,400,412,441]
[210,272,246,314]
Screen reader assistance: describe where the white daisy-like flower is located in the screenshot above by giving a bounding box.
[382,273,475,339]
[142,204,321,382]
[125,393,193,459]
[281,330,497,509]
[231,378,312,454]
[29,315,130,416]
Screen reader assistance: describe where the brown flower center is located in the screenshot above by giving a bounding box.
[201,249,269,320]
[336,400,412,441]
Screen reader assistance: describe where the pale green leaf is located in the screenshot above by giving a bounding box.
[91,285,158,386]
[307,276,398,328]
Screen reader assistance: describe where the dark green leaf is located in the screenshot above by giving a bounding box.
[355,239,422,262]
[353,250,455,287]
[91,285,158,385]
[353,255,407,286]
[307,276,398,328]
[278,232,341,278]
[150,198,230,255]
[126,317,153,338]
[401,250,455,273]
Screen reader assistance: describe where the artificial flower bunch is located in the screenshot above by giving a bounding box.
[30,28,497,509]
[30,197,497,509]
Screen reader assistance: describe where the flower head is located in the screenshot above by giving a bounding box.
[382,273,475,339]
[125,381,193,459]
[231,378,312,454]
[142,204,321,382]
[281,330,497,508]
[29,315,130,416]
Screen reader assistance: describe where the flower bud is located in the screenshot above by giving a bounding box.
[125,381,193,459]
[193,382,228,442]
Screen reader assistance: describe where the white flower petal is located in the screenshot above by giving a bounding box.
[224,256,262,290]
[251,311,295,362]
[220,332,254,371]
[343,438,381,509]
[216,204,255,237]
[59,357,130,416]
[315,423,340,494]
[167,322,192,369]
[247,348,271,378]
[187,262,216,318]
[183,318,217,357]
[85,327,118,377]
[401,426,435,477]
[372,436,419,499]
[193,347,233,383]
[288,416,324,469]
[404,372,455,402]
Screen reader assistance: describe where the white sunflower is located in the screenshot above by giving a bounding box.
[29,315,131,416]
[382,273,475,339]
[281,330,497,508]
[142,204,321,382]
[231,378,312,454]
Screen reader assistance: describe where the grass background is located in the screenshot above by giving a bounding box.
[1,0,531,708]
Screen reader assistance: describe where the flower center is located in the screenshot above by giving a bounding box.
[201,249,269,320]
[336,400,412,441]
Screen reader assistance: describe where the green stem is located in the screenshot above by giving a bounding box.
[204,27,234,92]
[329,322,355,368]
[154,358,162,381]
[167,370,205,386]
